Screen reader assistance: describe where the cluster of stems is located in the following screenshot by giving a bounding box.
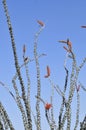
[0,0,86,130]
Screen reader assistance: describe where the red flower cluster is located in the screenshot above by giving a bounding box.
[45,103,52,110]
[44,65,50,78]
[37,20,45,27]
[58,39,72,52]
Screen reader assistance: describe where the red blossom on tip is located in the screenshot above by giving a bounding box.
[81,25,86,28]
[37,20,44,27]
[44,65,50,78]
[45,103,52,110]
[58,39,72,49]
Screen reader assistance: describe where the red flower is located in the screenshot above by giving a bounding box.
[58,39,72,50]
[45,103,52,110]
[44,65,50,78]
[37,20,44,26]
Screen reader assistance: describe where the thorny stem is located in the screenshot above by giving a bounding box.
[0,101,15,130]
[58,66,69,130]
[45,110,56,130]
[2,0,32,129]
[0,81,15,101]
[66,51,77,130]
[23,56,31,103]
[78,57,86,71]
[58,52,69,130]
[13,53,46,82]
[74,91,80,130]
[58,50,77,130]
[0,120,4,130]
[79,82,86,92]
[50,96,55,130]
[35,95,45,105]
[49,79,66,101]
[64,67,69,92]
[12,79,29,130]
[0,109,9,130]
[35,95,55,129]
[34,25,44,130]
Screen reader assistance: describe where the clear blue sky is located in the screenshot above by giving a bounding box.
[0,0,86,130]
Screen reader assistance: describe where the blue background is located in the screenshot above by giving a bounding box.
[0,0,86,129]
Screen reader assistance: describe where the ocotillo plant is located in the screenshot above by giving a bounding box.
[0,0,86,130]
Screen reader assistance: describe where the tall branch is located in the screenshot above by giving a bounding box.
[34,22,44,130]
[2,0,32,129]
